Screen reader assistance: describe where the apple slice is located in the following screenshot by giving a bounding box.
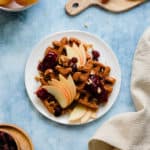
[80,110,92,123]
[65,43,87,67]
[50,79,71,102]
[43,85,68,108]
[72,43,86,66]
[59,74,76,102]
[69,104,87,123]
[90,111,97,119]
[65,45,81,67]
[79,44,86,66]
[59,74,73,101]
[72,43,83,65]
[67,75,76,99]
[48,79,71,104]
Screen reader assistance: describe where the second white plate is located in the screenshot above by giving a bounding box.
[25,30,121,125]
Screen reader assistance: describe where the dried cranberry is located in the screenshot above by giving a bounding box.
[69,57,78,66]
[71,57,78,63]
[86,75,109,103]
[92,50,100,60]
[90,75,100,85]
[68,57,78,72]
[54,106,62,117]
[37,62,44,72]
[86,75,103,95]
[98,90,109,103]
[36,88,50,100]
[72,63,77,72]
[47,94,57,102]
[38,52,57,72]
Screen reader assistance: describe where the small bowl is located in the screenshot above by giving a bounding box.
[0,0,37,12]
[0,124,34,150]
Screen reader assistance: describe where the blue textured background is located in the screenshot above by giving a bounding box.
[0,1,150,150]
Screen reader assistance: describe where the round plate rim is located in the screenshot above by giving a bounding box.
[25,30,121,126]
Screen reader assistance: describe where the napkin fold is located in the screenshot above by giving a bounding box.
[89,28,150,150]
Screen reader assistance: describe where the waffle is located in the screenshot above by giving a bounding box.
[35,37,116,117]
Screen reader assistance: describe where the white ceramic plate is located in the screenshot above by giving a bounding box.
[25,31,121,125]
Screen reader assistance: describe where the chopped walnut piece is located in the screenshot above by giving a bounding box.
[73,72,81,81]
[60,37,68,45]
[58,55,69,67]
[105,76,116,84]
[44,69,57,81]
[55,65,72,76]
[38,77,49,85]
[44,69,53,75]
[35,76,40,82]
[104,85,113,93]
[69,37,81,46]
[103,66,111,76]
[83,43,93,51]
[79,73,89,82]
[43,100,58,114]
[57,46,65,55]
[44,47,56,56]
[52,41,61,48]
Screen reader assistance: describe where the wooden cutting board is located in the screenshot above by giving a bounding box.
[65,0,146,16]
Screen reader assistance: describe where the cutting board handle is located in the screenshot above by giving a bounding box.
[65,0,96,16]
[65,0,146,16]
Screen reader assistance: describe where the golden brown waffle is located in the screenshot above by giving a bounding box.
[35,37,116,116]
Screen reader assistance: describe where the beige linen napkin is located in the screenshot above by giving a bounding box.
[89,28,150,150]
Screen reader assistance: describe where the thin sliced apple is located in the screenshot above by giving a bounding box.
[90,111,97,119]
[72,43,83,65]
[72,43,86,66]
[50,79,71,103]
[65,43,87,67]
[65,45,81,67]
[79,44,86,66]
[67,75,76,99]
[43,86,68,108]
[80,110,92,123]
[69,104,87,123]
[65,45,76,59]
[49,79,71,104]
[59,74,73,101]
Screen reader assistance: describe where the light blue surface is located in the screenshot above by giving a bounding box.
[0,1,150,150]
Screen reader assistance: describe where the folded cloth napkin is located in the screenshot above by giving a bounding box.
[89,28,150,150]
